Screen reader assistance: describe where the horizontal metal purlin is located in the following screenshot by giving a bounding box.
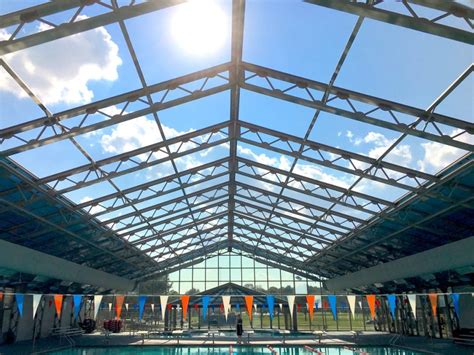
[238,120,435,183]
[237,157,389,213]
[126,202,229,246]
[76,157,229,208]
[233,194,346,238]
[232,218,322,256]
[35,122,230,184]
[233,197,340,241]
[304,0,474,45]
[86,171,229,222]
[0,0,84,28]
[0,62,230,140]
[102,182,228,227]
[142,222,229,257]
[240,63,473,151]
[0,0,186,55]
[114,196,229,238]
[150,233,229,262]
[1,86,231,156]
[235,182,354,233]
[137,221,229,255]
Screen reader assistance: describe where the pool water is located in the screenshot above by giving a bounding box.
[50,346,424,354]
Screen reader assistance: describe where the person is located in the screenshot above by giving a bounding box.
[236,314,243,343]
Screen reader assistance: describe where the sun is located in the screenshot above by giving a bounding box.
[171,0,228,56]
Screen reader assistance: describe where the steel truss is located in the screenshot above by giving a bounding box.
[0,0,473,292]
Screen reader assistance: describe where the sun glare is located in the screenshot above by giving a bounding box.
[171,0,228,56]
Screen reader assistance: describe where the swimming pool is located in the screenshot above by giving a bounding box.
[49,346,424,354]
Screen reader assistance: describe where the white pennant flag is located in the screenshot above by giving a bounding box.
[108,303,112,312]
[32,294,42,318]
[315,295,322,309]
[125,303,129,311]
[222,296,231,321]
[408,295,417,319]
[151,304,155,313]
[160,296,168,320]
[287,295,295,320]
[358,301,362,310]
[94,295,103,320]
[253,304,257,311]
[279,303,283,311]
[347,295,356,318]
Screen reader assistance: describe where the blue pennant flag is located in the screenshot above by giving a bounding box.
[387,295,396,319]
[328,295,337,320]
[138,296,147,320]
[202,296,210,320]
[267,295,275,320]
[235,304,240,311]
[73,295,83,320]
[451,294,460,316]
[16,294,24,317]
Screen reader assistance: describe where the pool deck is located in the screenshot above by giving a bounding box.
[0,331,472,354]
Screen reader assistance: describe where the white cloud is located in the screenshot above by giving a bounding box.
[79,196,105,215]
[417,129,472,174]
[0,19,122,105]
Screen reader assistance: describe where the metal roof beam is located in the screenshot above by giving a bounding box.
[0,64,231,156]
[304,0,474,45]
[228,0,246,251]
[240,62,473,151]
[0,0,186,56]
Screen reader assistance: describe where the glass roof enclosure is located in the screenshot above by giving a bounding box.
[0,0,472,294]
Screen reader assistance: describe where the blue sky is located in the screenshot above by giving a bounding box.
[0,0,472,254]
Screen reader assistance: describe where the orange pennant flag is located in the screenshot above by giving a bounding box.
[115,295,125,319]
[0,292,3,302]
[54,295,63,318]
[245,296,254,320]
[306,295,315,320]
[181,295,190,320]
[428,294,438,317]
[366,295,376,320]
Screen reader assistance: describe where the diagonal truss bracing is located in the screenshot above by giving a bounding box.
[0,0,473,286]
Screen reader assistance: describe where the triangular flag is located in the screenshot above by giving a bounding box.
[253,303,257,311]
[315,295,321,310]
[32,294,42,318]
[407,295,417,319]
[451,294,460,316]
[0,292,3,302]
[151,304,155,313]
[245,296,254,320]
[16,294,24,317]
[328,295,337,320]
[94,295,103,320]
[287,295,295,320]
[138,296,146,320]
[366,295,376,320]
[115,295,125,319]
[54,295,63,318]
[306,295,315,320]
[125,303,129,311]
[202,295,210,320]
[347,295,356,318]
[222,296,231,321]
[428,294,437,317]
[267,295,275,320]
[73,295,83,320]
[181,295,190,320]
[108,303,112,312]
[387,295,396,319]
[279,303,283,312]
[160,296,168,320]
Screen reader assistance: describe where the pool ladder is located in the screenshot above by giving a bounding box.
[389,333,402,346]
